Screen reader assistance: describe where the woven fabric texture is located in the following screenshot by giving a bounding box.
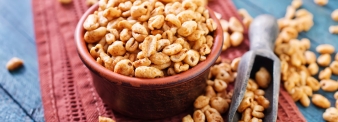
[32,0,306,121]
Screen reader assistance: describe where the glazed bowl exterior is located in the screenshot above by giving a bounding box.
[75,3,223,120]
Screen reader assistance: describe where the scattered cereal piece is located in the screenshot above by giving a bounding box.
[59,0,72,4]
[238,9,252,19]
[291,0,302,9]
[316,44,335,54]
[304,51,316,64]
[182,115,194,122]
[194,95,210,109]
[229,17,244,33]
[332,9,338,21]
[317,54,331,67]
[329,25,338,34]
[285,6,296,19]
[334,91,338,99]
[214,11,222,20]
[314,0,328,6]
[330,61,338,75]
[222,32,231,51]
[193,110,206,122]
[231,57,241,71]
[323,107,338,121]
[99,116,115,122]
[237,9,253,29]
[255,67,271,89]
[205,108,224,122]
[6,57,24,71]
[318,67,332,80]
[230,31,244,47]
[86,0,98,6]
[308,63,319,76]
[320,79,338,92]
[312,94,330,109]
[210,96,229,114]
[220,19,229,32]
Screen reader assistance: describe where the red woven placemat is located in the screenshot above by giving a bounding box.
[32,0,306,121]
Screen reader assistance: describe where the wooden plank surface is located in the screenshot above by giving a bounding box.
[0,88,32,121]
[0,0,44,121]
[233,0,338,122]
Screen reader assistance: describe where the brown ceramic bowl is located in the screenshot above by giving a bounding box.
[75,3,223,120]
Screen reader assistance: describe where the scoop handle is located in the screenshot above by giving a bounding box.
[249,14,279,51]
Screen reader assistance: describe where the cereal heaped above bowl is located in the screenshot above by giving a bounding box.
[83,0,217,78]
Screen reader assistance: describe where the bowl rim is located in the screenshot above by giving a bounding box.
[75,3,223,87]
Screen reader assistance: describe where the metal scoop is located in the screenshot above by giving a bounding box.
[227,14,281,122]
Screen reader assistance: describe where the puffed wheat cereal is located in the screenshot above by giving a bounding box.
[314,0,328,6]
[312,94,330,109]
[84,0,217,78]
[332,9,338,22]
[59,0,72,4]
[329,25,338,34]
[6,57,24,71]
[99,116,116,122]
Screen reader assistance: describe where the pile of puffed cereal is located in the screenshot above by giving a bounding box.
[183,0,338,121]
[275,0,338,121]
[182,58,272,122]
[236,67,271,122]
[82,0,218,78]
[182,58,237,122]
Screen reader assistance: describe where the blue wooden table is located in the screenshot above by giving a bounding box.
[0,0,44,121]
[0,0,337,122]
